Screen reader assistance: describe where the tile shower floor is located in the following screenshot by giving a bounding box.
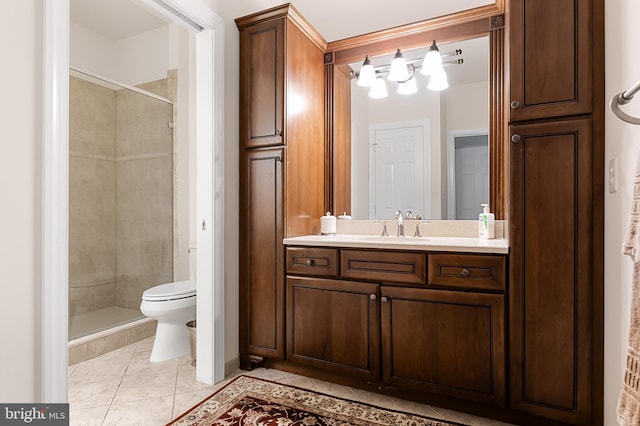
[68,337,515,426]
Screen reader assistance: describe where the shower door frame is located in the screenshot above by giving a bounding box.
[42,0,225,402]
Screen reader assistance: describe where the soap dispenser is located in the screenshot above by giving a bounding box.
[478,204,495,239]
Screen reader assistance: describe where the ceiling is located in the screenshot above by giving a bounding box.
[70,0,170,41]
[285,0,495,41]
[71,0,495,42]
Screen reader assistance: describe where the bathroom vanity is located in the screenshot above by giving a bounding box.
[236,0,604,424]
[283,234,508,407]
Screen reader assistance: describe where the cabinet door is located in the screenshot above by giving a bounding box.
[509,119,593,424]
[240,149,284,365]
[509,0,592,121]
[239,19,284,148]
[286,276,380,381]
[381,286,505,406]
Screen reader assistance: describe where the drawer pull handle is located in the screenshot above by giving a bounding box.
[381,296,389,303]
[305,259,313,266]
[370,294,377,300]
[461,268,470,277]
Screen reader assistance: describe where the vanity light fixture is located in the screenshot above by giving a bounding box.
[356,40,462,95]
[388,49,410,82]
[357,56,376,87]
[368,77,389,99]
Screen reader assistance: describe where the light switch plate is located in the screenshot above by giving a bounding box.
[609,158,618,194]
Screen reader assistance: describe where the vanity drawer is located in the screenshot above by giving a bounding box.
[341,249,426,285]
[286,247,339,277]
[427,253,506,292]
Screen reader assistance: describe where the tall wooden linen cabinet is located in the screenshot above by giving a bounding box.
[236,5,326,369]
[508,0,604,424]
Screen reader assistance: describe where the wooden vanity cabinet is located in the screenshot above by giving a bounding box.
[428,253,506,292]
[381,286,505,406]
[508,0,604,423]
[285,246,506,406]
[508,0,592,121]
[237,5,326,369]
[286,276,380,381]
[240,149,284,362]
[509,118,594,424]
[239,18,284,148]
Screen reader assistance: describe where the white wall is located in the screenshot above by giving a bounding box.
[70,23,171,87]
[70,22,117,78]
[444,81,488,132]
[0,0,42,402]
[604,0,640,424]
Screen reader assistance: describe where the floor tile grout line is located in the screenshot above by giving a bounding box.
[99,342,138,425]
[346,385,363,403]
[169,357,181,420]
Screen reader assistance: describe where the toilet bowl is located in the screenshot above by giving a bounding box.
[140,280,196,362]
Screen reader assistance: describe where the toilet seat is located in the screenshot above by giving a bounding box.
[142,280,195,302]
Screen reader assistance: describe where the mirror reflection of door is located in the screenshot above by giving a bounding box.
[453,134,488,220]
[369,122,430,220]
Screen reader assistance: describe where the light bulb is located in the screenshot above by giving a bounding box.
[368,77,388,99]
[428,66,449,91]
[421,41,442,76]
[387,49,410,82]
[357,56,376,87]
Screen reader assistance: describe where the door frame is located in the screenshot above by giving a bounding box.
[368,120,431,219]
[42,0,225,401]
[446,128,488,219]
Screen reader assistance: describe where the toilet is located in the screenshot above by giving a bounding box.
[140,247,197,362]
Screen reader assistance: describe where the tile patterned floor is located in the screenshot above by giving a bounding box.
[68,337,514,426]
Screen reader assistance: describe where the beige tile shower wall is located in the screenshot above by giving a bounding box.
[115,77,174,309]
[69,77,117,316]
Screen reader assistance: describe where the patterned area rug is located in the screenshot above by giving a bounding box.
[167,375,467,426]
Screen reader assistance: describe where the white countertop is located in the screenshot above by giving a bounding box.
[283,234,509,254]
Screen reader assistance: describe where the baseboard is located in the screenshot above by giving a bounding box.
[225,356,241,378]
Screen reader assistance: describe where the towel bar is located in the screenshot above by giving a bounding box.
[611,80,640,125]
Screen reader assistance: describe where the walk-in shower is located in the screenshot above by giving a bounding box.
[68,68,175,340]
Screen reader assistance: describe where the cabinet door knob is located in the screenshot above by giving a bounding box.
[275,129,282,136]
[370,294,377,300]
[511,134,521,143]
[461,268,470,277]
[381,296,389,303]
[510,100,520,109]
[305,259,313,266]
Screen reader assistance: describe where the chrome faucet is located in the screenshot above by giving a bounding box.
[394,210,404,237]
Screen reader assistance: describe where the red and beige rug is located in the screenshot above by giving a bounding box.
[167,375,467,426]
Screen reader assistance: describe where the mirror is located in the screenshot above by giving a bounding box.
[326,11,506,221]
[349,37,489,220]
